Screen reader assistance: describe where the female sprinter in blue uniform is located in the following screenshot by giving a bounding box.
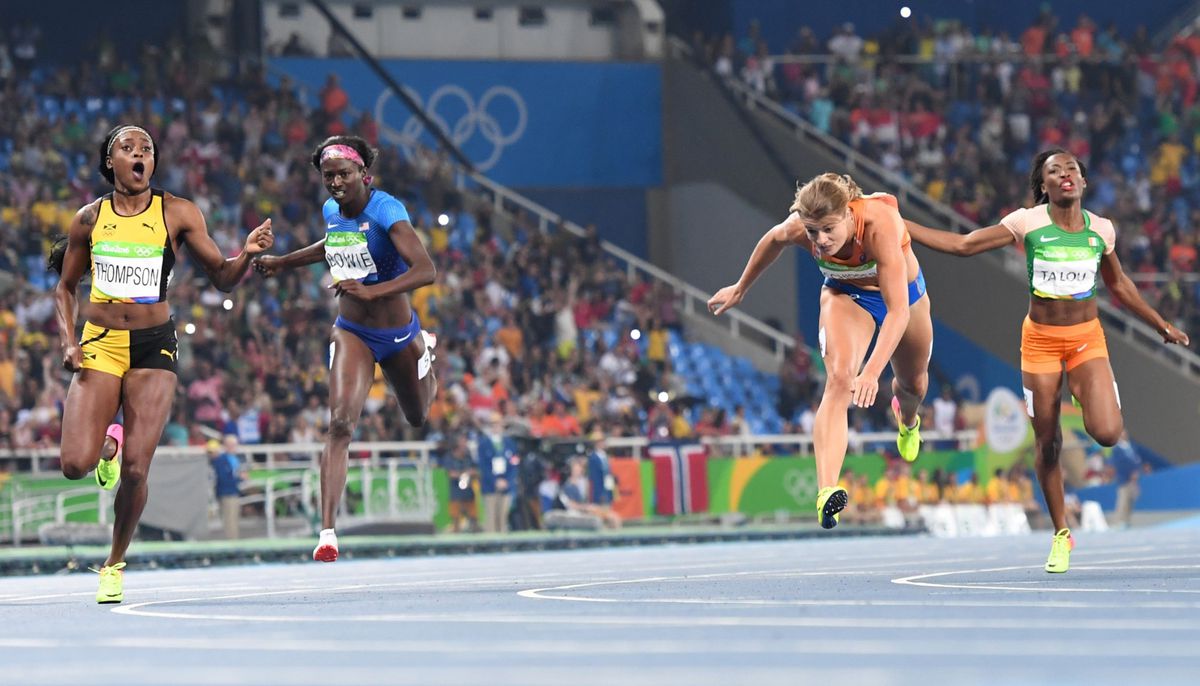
[709,173,933,529]
[254,136,437,561]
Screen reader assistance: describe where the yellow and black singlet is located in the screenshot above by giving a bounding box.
[89,189,175,304]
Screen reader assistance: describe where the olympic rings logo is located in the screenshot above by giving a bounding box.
[133,246,156,257]
[376,84,528,172]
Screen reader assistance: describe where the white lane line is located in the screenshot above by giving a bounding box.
[893,557,1200,594]
[2,635,1198,659]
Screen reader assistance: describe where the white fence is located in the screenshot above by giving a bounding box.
[2,431,978,544]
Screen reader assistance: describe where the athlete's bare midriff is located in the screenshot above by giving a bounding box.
[1028,296,1100,327]
[81,301,171,331]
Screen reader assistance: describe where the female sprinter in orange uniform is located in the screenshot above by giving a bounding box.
[904,149,1188,573]
[709,173,933,529]
[52,124,273,603]
[254,136,438,562]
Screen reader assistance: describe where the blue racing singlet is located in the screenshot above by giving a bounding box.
[322,189,411,285]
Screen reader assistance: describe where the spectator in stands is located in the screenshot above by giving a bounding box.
[209,435,245,540]
[931,386,959,448]
[1110,431,1144,529]
[778,333,817,421]
[442,434,478,533]
[985,468,1011,504]
[476,411,517,534]
[559,455,621,529]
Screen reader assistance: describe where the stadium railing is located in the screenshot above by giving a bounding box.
[1,430,977,543]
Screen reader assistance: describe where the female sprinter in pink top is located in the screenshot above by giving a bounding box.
[709,173,933,529]
[904,149,1188,573]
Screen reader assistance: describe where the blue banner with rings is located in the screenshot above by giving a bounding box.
[271,58,662,188]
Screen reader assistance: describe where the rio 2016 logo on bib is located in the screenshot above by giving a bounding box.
[325,232,377,281]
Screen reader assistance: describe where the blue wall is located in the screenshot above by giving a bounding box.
[271,58,663,190]
[1076,464,1200,511]
[731,0,1183,53]
[516,188,649,260]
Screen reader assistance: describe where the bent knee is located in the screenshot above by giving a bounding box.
[121,462,150,484]
[1090,424,1123,448]
[328,416,358,440]
[61,462,90,480]
[823,368,856,394]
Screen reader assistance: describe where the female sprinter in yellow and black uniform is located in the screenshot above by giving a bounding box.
[51,124,274,603]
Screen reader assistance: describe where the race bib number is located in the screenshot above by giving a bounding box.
[1031,257,1097,298]
[325,232,377,281]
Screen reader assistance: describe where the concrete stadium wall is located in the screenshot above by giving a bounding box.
[657,60,799,334]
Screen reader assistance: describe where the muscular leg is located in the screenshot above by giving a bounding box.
[1024,370,1069,532]
[889,295,933,428]
[1066,358,1123,447]
[814,288,875,489]
[105,369,176,567]
[380,334,437,428]
[59,370,123,480]
[322,327,375,530]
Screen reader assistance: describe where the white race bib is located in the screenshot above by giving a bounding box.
[91,241,164,299]
[1031,257,1097,297]
[325,232,377,281]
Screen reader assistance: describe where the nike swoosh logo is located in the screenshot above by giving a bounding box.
[327,224,339,229]
[1076,343,1088,352]
[1040,236,1059,243]
[393,332,413,343]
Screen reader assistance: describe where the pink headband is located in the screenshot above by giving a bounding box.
[320,144,372,186]
[320,144,364,166]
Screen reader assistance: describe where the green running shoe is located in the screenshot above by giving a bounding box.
[1045,528,1074,573]
[815,486,848,530]
[892,396,922,463]
[93,562,126,604]
[94,423,122,491]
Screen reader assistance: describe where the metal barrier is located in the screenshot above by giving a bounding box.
[2,442,439,545]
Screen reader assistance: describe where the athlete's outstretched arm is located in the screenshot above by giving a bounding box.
[1099,251,1190,346]
[253,239,327,277]
[53,201,101,372]
[166,194,273,292]
[853,202,911,407]
[708,213,807,316]
[904,220,1013,256]
[329,220,436,301]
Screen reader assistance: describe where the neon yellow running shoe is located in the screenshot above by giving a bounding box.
[94,423,122,491]
[892,396,921,463]
[1045,528,1074,573]
[815,486,848,530]
[92,562,126,604]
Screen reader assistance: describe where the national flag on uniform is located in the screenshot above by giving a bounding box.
[649,442,709,515]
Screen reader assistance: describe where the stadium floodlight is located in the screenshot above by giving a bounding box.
[900,6,912,18]
[184,323,196,335]
[222,299,233,311]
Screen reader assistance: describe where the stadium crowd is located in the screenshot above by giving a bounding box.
[0,33,797,470]
[695,8,1200,344]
